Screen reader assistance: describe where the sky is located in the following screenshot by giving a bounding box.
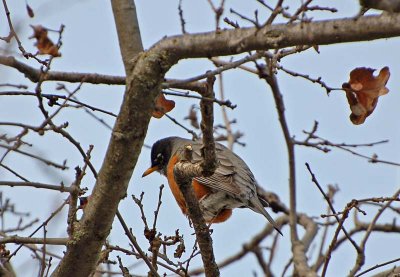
[1,0,400,276]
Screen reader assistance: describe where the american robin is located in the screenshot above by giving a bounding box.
[142,136,282,235]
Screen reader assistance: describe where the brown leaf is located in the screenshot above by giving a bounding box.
[342,66,390,125]
[184,104,199,129]
[29,25,61,57]
[174,240,185,258]
[144,227,156,242]
[78,196,89,209]
[152,93,175,118]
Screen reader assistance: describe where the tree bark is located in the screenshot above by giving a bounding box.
[52,1,152,276]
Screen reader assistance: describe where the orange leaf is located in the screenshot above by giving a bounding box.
[152,93,175,118]
[342,67,390,125]
[29,25,61,57]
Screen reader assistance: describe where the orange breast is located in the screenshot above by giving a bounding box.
[166,155,232,223]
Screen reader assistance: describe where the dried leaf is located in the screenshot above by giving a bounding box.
[29,25,61,57]
[78,196,89,209]
[184,104,199,129]
[342,66,390,125]
[144,227,156,242]
[152,93,175,118]
[174,240,185,258]
[0,244,10,258]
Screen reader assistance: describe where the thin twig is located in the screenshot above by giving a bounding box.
[0,144,67,170]
[256,58,310,274]
[349,188,400,276]
[152,184,164,230]
[178,0,186,34]
[305,163,361,276]
[166,52,265,87]
[296,131,398,167]
[0,181,77,193]
[115,210,160,277]
[163,90,236,109]
[277,65,341,94]
[0,164,29,181]
[355,257,400,277]
[0,91,117,117]
[0,235,67,245]
[165,114,198,140]
[7,199,68,260]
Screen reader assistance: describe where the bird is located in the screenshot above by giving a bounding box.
[142,136,282,235]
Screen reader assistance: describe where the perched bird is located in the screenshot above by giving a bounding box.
[142,136,282,235]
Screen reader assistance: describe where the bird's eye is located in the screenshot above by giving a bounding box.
[155,153,163,163]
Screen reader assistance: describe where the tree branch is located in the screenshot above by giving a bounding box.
[0,181,77,193]
[255,59,315,275]
[174,162,220,277]
[154,13,400,57]
[111,0,143,74]
[199,76,217,176]
[0,55,125,84]
[349,188,400,276]
[1,14,400,86]
[173,75,219,277]
[0,236,68,245]
[52,0,150,276]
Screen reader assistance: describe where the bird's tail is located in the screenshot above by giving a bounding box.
[250,198,283,236]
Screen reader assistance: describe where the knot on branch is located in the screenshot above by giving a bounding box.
[174,145,217,184]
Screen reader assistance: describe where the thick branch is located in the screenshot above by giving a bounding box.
[154,13,400,57]
[111,0,143,74]
[199,76,217,176]
[1,14,400,86]
[52,1,161,276]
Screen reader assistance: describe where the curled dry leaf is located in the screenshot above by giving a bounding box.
[78,196,89,209]
[29,25,61,57]
[152,93,175,118]
[342,66,390,125]
[184,104,199,129]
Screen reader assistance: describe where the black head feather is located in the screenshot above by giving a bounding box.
[149,137,175,175]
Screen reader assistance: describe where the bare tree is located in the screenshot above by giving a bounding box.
[1,0,400,276]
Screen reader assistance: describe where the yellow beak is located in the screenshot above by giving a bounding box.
[142,166,159,177]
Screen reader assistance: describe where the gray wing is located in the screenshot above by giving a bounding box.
[190,141,257,198]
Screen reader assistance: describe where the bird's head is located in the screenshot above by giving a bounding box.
[142,137,176,177]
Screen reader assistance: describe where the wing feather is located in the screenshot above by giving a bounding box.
[189,142,252,197]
